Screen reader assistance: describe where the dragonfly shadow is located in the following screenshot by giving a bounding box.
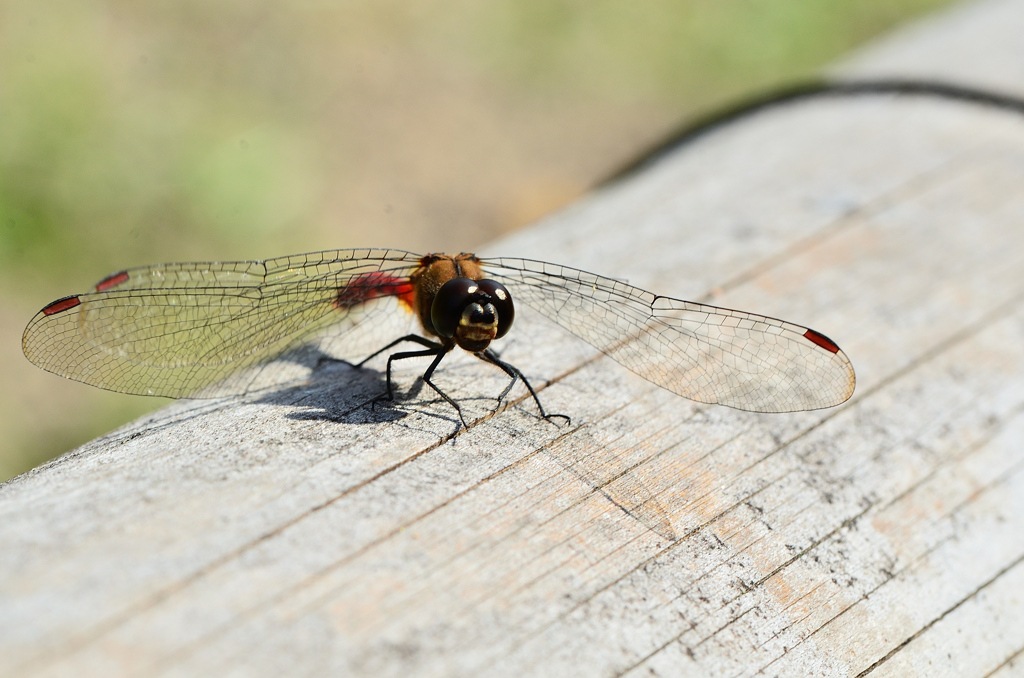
[545,440,679,543]
[251,349,414,425]
[256,349,494,429]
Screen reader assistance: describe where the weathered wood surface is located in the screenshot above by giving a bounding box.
[5,3,1024,677]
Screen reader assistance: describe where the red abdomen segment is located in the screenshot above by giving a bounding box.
[334,271,415,310]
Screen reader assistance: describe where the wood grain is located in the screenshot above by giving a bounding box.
[4,4,1024,676]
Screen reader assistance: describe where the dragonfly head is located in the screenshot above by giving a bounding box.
[431,277,514,352]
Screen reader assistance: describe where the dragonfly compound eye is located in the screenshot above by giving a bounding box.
[430,277,516,352]
[431,277,479,339]
[475,279,514,338]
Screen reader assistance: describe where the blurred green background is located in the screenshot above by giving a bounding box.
[1,0,955,480]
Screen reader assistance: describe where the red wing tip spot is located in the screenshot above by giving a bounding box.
[42,296,82,316]
[96,270,130,291]
[803,329,840,354]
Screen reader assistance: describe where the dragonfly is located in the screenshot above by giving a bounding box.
[22,249,856,426]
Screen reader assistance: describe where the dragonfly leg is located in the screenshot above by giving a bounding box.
[370,344,468,428]
[477,351,518,401]
[420,347,469,429]
[356,334,443,368]
[372,345,443,404]
[477,349,570,426]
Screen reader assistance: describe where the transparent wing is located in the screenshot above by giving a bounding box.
[22,249,425,398]
[481,257,856,413]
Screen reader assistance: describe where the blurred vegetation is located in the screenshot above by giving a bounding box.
[0,0,955,480]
